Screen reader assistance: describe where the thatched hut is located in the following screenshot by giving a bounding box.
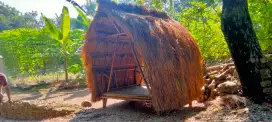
[81,0,204,112]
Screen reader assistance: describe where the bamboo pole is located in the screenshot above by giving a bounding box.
[105,13,151,94]
[114,72,118,88]
[107,35,120,92]
[129,43,151,89]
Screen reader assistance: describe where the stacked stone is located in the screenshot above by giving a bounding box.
[260,56,272,103]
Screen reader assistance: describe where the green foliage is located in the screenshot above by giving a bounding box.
[61,7,71,42]
[83,0,97,16]
[42,16,63,41]
[42,6,83,81]
[0,2,40,31]
[151,0,163,10]
[0,28,84,77]
[1,0,271,78]
[249,0,272,52]
[135,0,145,5]
[177,1,230,60]
[0,3,85,77]
[140,0,271,60]
[74,6,91,30]
[0,28,58,75]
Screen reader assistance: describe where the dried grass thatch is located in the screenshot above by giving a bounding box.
[81,1,204,112]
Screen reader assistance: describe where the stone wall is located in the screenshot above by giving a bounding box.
[260,55,272,103]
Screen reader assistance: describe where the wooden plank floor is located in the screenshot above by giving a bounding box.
[102,86,151,101]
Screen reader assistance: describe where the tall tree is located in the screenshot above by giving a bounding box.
[0,2,39,31]
[221,0,264,103]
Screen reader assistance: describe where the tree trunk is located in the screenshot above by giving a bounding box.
[221,0,264,103]
[64,55,69,82]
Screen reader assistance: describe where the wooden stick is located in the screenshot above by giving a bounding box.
[126,69,129,86]
[103,73,110,79]
[107,35,120,92]
[129,42,151,92]
[134,67,136,85]
[139,76,143,86]
[105,12,151,94]
[114,72,118,88]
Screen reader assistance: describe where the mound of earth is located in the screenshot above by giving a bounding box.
[0,100,81,120]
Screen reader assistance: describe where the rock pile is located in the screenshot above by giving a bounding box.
[203,55,272,103]
[203,62,240,100]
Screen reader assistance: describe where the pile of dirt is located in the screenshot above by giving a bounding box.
[0,100,81,120]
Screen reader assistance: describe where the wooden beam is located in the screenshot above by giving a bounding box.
[106,33,126,39]
[101,96,151,102]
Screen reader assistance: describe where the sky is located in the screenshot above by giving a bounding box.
[1,0,87,18]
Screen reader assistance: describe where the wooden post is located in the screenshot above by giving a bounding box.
[103,98,107,108]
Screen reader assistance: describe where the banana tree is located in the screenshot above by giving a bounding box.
[42,6,71,82]
[74,6,91,31]
[66,0,92,30]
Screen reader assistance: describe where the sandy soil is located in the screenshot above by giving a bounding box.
[1,88,271,122]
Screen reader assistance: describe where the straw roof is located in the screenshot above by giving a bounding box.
[81,1,204,112]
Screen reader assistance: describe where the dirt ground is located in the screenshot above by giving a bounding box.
[1,88,271,122]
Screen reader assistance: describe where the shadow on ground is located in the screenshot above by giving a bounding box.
[69,101,206,122]
[11,88,90,103]
[21,93,43,100]
[63,89,90,101]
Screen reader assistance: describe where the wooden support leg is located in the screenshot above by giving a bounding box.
[103,98,107,108]
[189,101,192,108]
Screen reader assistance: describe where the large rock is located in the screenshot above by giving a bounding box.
[216,81,239,95]
[81,100,92,108]
[260,69,271,80]
[263,88,272,94]
[260,80,272,88]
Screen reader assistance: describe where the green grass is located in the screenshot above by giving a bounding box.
[9,73,82,85]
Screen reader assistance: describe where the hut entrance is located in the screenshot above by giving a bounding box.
[90,12,151,108]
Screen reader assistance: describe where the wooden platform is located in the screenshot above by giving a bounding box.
[102,86,151,101]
